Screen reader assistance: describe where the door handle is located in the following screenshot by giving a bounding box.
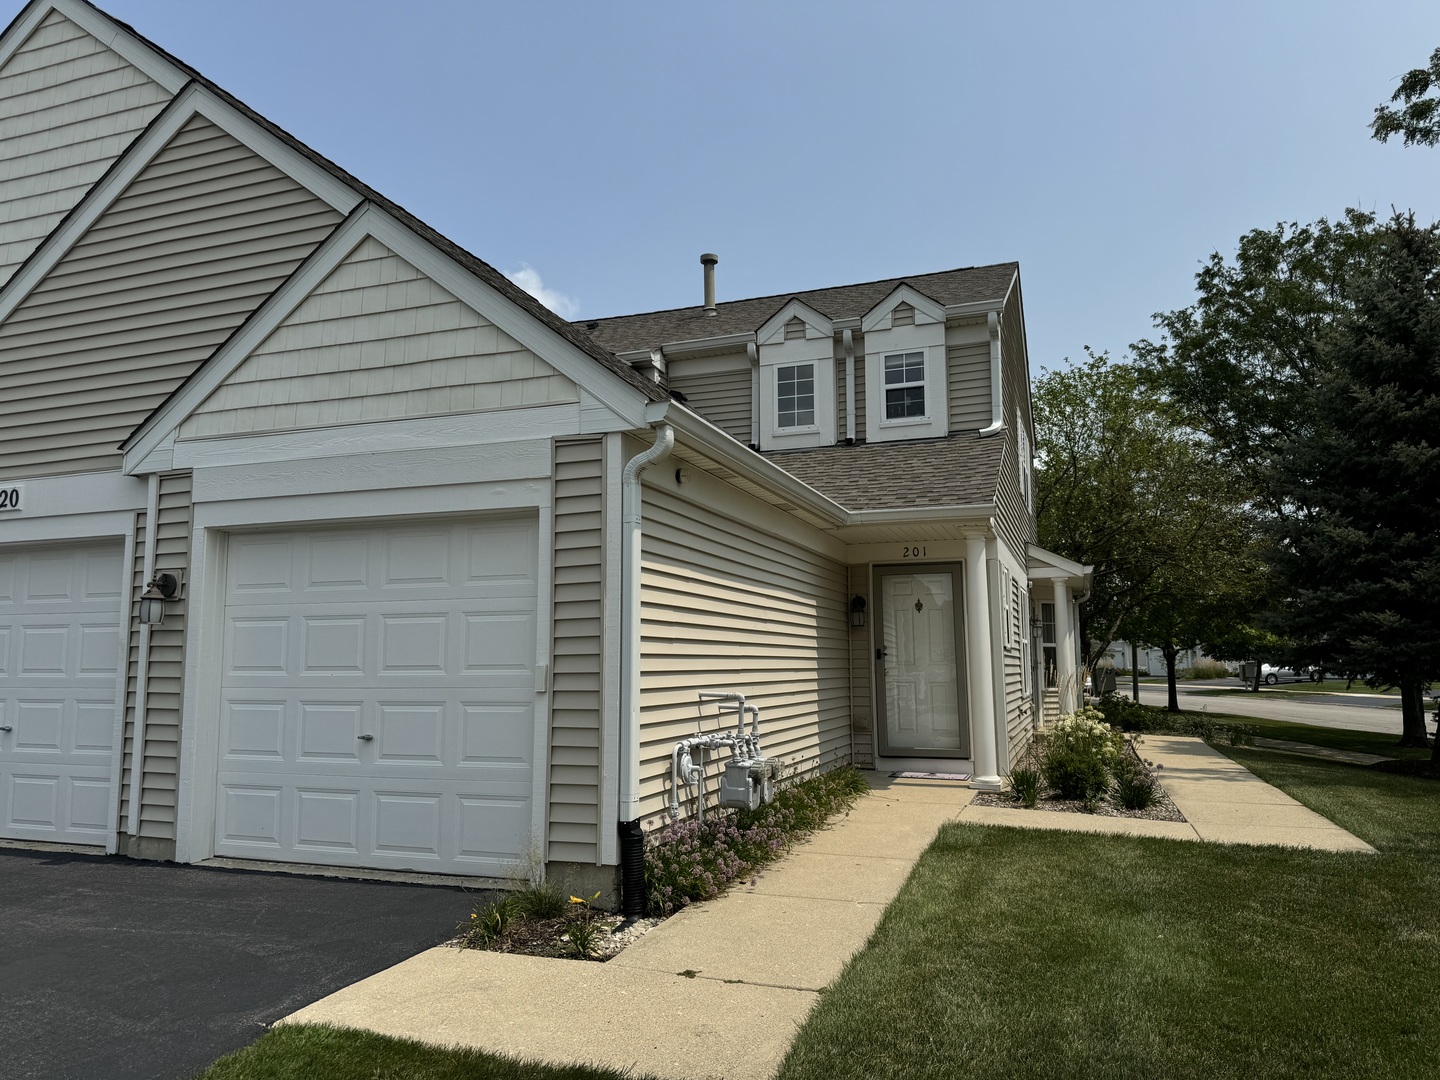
[0,725,11,732]
[876,649,888,660]
[357,733,374,742]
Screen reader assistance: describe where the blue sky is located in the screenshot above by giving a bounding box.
[83,1,1440,374]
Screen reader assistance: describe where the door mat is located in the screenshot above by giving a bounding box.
[889,771,972,781]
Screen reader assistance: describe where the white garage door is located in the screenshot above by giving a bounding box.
[214,516,539,875]
[0,542,123,846]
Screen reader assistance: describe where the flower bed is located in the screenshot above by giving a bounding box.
[454,764,872,960]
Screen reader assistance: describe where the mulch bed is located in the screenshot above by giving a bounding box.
[448,913,663,962]
[972,743,1187,822]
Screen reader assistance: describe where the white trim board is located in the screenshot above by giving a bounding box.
[126,205,652,471]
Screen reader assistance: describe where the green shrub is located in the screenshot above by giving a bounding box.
[1008,766,1040,808]
[1042,750,1111,801]
[1112,754,1158,810]
[462,896,517,947]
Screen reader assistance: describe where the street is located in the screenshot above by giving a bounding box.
[1129,679,1425,736]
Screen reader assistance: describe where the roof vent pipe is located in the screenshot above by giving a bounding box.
[701,253,718,316]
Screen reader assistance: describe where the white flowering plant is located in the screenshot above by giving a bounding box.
[1038,706,1126,802]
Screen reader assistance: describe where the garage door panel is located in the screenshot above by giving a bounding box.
[68,776,111,832]
[214,517,539,874]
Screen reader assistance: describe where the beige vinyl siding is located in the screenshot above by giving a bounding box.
[848,565,874,768]
[891,303,914,327]
[549,438,605,864]
[947,337,991,433]
[993,291,1035,558]
[853,353,866,436]
[637,477,850,826]
[0,10,174,286]
[181,236,577,439]
[0,113,343,479]
[119,471,191,851]
[1005,648,1028,767]
[666,351,751,444]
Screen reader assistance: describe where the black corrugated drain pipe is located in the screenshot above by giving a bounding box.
[619,819,646,916]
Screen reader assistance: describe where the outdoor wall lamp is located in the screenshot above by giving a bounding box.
[849,595,868,628]
[139,571,182,626]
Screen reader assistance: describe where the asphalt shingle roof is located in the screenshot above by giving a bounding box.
[581,263,1018,354]
[763,435,1004,512]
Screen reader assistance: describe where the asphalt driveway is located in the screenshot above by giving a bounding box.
[0,846,481,1079]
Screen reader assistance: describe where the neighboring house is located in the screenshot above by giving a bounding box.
[1102,642,1227,678]
[0,0,1088,903]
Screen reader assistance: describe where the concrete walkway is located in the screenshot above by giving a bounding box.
[1249,735,1392,766]
[281,737,1371,1078]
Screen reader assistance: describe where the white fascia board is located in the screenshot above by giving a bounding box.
[127,204,651,468]
[1,82,362,334]
[756,298,834,346]
[0,470,147,522]
[647,402,850,526]
[944,298,1005,320]
[1027,543,1090,579]
[846,503,994,525]
[660,331,756,357]
[861,284,947,333]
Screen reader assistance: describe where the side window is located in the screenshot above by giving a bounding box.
[1018,411,1033,509]
[883,351,926,419]
[777,363,815,429]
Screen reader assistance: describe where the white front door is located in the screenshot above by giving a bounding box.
[0,542,122,845]
[213,516,538,875]
[875,565,968,757]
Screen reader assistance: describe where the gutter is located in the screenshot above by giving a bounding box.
[616,423,675,914]
[979,311,1005,437]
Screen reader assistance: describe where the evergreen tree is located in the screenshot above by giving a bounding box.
[1270,215,1440,757]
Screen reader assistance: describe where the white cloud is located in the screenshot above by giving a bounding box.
[506,265,579,320]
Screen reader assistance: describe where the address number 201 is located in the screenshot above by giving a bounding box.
[902,545,927,558]
[0,486,20,512]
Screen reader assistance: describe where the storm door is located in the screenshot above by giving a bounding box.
[874,565,968,757]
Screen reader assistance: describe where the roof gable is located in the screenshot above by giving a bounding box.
[124,204,655,469]
[860,283,947,333]
[177,235,578,441]
[755,297,833,345]
[0,104,344,479]
[0,2,179,286]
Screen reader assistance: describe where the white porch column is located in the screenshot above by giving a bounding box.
[965,534,1001,790]
[1052,578,1075,714]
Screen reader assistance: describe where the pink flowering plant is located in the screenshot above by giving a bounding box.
[644,765,870,917]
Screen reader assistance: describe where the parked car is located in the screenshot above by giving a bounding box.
[1259,664,1313,685]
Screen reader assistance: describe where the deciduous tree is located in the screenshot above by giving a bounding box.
[1371,46,1440,148]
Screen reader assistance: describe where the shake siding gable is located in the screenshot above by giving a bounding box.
[0,9,174,286]
[638,473,849,826]
[549,438,605,864]
[179,235,578,438]
[0,112,342,479]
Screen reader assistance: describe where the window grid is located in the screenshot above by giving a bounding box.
[777,363,815,429]
[884,351,926,419]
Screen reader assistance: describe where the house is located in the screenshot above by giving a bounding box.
[0,0,1089,907]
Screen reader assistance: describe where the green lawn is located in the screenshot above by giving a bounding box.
[777,754,1439,1080]
[1188,710,1433,761]
[200,753,1439,1080]
[197,1024,663,1080]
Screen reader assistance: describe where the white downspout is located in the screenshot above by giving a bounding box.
[126,472,161,844]
[843,328,856,444]
[618,425,675,825]
[979,310,1005,437]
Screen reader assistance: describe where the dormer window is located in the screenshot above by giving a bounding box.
[777,362,816,429]
[883,352,926,419]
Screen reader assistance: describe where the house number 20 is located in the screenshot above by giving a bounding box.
[902,545,927,558]
[0,487,20,511]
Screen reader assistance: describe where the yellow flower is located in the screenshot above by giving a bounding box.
[569,896,585,904]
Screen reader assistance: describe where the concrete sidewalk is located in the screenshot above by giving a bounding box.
[283,779,964,1080]
[281,737,1372,1078]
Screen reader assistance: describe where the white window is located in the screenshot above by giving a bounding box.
[777,363,815,429]
[884,352,926,419]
